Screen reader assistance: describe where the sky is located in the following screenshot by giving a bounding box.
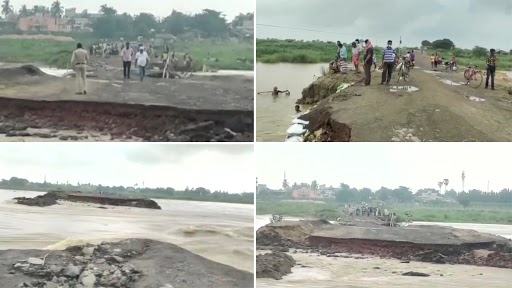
[256,143,512,193]
[0,143,254,193]
[256,0,512,50]
[10,0,254,20]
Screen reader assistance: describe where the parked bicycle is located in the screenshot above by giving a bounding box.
[464,65,483,88]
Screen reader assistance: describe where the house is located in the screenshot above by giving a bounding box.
[64,8,77,18]
[0,13,18,32]
[292,188,321,199]
[18,14,71,32]
[418,191,442,201]
[153,33,177,46]
[70,17,93,32]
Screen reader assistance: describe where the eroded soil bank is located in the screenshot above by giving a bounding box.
[14,191,162,210]
[0,97,253,142]
[256,220,512,274]
[0,238,254,288]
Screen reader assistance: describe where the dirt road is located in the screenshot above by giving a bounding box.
[321,54,512,142]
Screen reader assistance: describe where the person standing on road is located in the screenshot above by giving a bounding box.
[362,39,374,86]
[381,40,395,85]
[339,42,348,61]
[121,42,134,81]
[409,50,415,65]
[486,49,497,90]
[135,47,150,82]
[351,42,361,73]
[70,43,89,95]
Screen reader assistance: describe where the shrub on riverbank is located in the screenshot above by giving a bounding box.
[257,39,383,64]
[0,39,253,70]
[257,200,512,225]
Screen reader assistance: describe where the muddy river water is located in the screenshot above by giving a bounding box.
[0,190,254,272]
[256,215,512,287]
[256,63,324,142]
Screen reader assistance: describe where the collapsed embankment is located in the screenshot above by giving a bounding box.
[293,72,364,142]
[14,191,162,209]
[256,220,512,270]
[0,238,254,288]
[0,97,253,142]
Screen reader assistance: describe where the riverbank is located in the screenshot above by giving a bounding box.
[256,39,383,64]
[0,38,254,71]
[0,238,253,288]
[256,200,512,225]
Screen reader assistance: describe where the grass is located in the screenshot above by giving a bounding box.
[0,38,253,70]
[412,48,512,71]
[257,200,512,225]
[256,38,382,64]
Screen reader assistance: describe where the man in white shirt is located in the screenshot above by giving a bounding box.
[120,42,134,81]
[135,47,150,82]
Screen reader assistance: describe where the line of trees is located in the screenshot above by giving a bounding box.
[0,177,253,204]
[260,181,512,206]
[421,38,511,56]
[1,0,253,40]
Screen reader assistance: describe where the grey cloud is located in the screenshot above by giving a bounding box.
[257,0,512,49]
[124,144,253,165]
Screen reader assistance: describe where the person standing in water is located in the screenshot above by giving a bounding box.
[71,43,89,95]
[135,47,150,82]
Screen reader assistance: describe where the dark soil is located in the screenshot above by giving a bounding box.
[0,239,253,288]
[14,191,162,209]
[0,98,253,142]
[256,252,296,280]
[299,106,351,142]
[256,220,512,269]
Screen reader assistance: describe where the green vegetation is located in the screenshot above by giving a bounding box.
[0,38,253,70]
[0,1,253,70]
[257,200,512,225]
[0,177,254,205]
[256,38,383,64]
[421,38,512,70]
[257,180,512,224]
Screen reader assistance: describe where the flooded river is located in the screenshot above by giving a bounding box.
[256,215,512,287]
[0,190,254,272]
[256,63,324,142]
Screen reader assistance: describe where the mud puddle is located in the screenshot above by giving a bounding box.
[390,86,419,92]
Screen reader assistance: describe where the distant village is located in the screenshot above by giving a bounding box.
[256,173,457,204]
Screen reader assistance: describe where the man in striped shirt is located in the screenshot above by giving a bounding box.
[381,40,396,85]
[485,49,497,90]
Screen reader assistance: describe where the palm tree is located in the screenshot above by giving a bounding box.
[50,0,63,18]
[443,179,449,193]
[1,0,13,17]
[437,181,443,193]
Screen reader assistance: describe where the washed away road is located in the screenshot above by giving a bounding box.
[324,54,512,142]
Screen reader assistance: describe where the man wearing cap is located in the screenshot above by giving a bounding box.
[71,43,89,95]
[135,46,150,82]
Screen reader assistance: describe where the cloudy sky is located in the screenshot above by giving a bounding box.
[257,143,512,193]
[11,0,253,20]
[256,0,512,49]
[0,144,254,193]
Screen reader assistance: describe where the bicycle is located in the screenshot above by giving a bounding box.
[464,65,483,88]
[395,56,411,82]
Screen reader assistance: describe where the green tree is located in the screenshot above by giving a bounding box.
[192,9,228,37]
[99,4,117,16]
[163,10,190,35]
[1,0,13,16]
[133,13,159,38]
[432,38,455,50]
[457,197,471,210]
[18,4,29,17]
[50,0,64,18]
[311,180,318,190]
[231,12,253,27]
[421,40,432,47]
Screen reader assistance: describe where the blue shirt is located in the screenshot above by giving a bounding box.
[340,46,347,59]
[383,46,395,63]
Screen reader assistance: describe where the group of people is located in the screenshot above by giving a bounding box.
[120,42,151,82]
[336,39,376,86]
[70,41,152,95]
